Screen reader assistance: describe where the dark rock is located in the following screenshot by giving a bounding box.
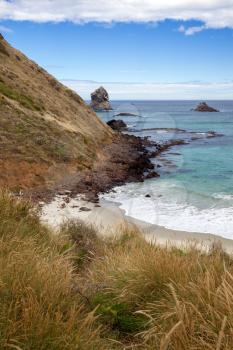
[79,207,92,212]
[58,190,65,195]
[193,102,219,112]
[107,119,127,131]
[206,131,222,138]
[145,171,160,179]
[64,190,72,195]
[114,112,140,117]
[90,197,99,203]
[145,194,151,198]
[90,86,112,111]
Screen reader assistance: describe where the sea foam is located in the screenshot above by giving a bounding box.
[103,183,233,239]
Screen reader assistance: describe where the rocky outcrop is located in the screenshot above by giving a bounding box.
[114,112,140,117]
[90,86,112,111]
[193,102,219,112]
[107,119,127,131]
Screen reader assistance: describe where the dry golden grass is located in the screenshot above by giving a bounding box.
[86,229,233,349]
[0,190,113,350]
[1,191,233,349]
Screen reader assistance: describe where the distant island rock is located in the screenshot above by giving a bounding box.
[193,102,219,112]
[107,119,127,131]
[114,112,140,117]
[90,86,112,111]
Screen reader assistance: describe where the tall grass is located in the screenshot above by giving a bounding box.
[86,230,233,349]
[1,190,233,349]
[0,190,112,350]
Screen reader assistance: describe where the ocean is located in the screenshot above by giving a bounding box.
[97,100,233,238]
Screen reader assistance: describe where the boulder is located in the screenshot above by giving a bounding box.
[114,112,140,117]
[90,86,112,111]
[145,171,160,179]
[79,207,92,212]
[193,102,219,112]
[107,119,127,131]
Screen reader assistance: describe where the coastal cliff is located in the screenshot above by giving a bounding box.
[0,35,112,189]
[0,35,160,198]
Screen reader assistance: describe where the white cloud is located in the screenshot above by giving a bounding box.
[61,79,233,100]
[185,26,206,35]
[178,24,206,35]
[0,25,13,33]
[0,1,233,31]
[178,25,186,33]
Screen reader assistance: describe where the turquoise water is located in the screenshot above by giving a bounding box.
[98,101,233,237]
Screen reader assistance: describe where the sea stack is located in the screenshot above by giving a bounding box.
[194,102,219,112]
[90,86,112,111]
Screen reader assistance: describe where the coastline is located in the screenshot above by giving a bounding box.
[39,124,233,251]
[41,195,233,255]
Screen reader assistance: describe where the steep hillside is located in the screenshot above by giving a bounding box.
[0,34,112,190]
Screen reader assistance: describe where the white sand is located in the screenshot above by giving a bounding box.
[41,194,233,254]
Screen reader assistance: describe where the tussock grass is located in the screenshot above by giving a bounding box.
[0,190,112,350]
[60,220,104,269]
[0,80,44,111]
[1,191,233,349]
[85,229,233,349]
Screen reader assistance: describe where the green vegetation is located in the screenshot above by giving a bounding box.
[0,104,95,164]
[1,191,233,349]
[0,80,44,111]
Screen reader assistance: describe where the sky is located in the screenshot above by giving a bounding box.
[0,0,233,100]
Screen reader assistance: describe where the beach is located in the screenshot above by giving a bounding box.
[41,194,233,255]
[40,100,233,254]
[97,100,233,237]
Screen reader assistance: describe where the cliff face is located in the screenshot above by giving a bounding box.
[0,35,112,189]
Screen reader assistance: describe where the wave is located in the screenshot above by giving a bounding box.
[102,183,233,239]
[212,193,233,201]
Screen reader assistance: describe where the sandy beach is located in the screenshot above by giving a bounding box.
[41,194,233,255]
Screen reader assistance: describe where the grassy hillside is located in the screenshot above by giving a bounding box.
[1,191,233,349]
[0,34,112,189]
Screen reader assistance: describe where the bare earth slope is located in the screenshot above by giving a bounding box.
[0,34,112,189]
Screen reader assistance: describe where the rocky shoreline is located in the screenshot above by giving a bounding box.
[25,132,187,204]
[25,126,222,205]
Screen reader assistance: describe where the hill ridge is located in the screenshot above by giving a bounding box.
[0,34,112,189]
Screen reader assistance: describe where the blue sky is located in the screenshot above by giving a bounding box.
[1,0,233,100]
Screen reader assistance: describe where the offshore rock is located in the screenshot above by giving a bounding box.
[193,102,219,112]
[90,86,112,111]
